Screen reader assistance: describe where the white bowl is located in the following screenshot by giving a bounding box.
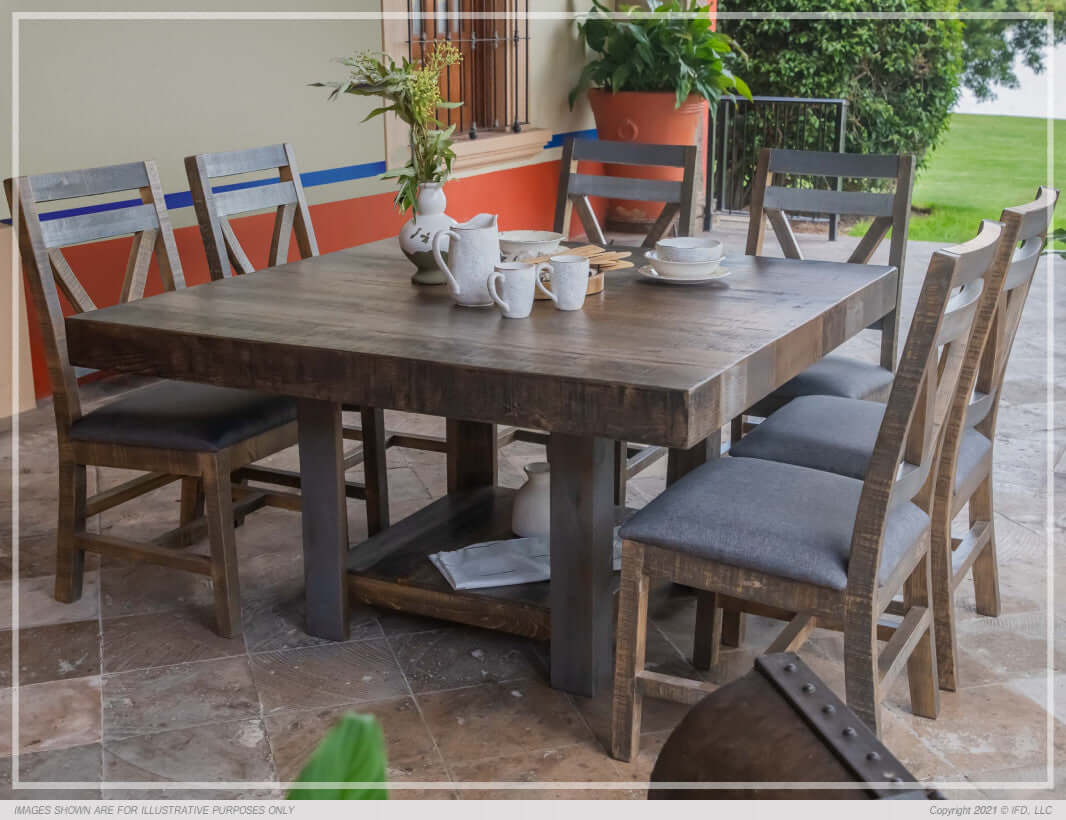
[645,250,723,279]
[655,237,724,263]
[499,230,564,261]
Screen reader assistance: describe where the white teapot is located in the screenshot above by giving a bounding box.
[431,213,500,307]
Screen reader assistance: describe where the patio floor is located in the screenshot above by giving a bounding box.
[0,217,1062,799]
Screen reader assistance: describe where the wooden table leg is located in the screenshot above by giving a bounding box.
[548,433,615,696]
[298,398,350,641]
[666,428,722,485]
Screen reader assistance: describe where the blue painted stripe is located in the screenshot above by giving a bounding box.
[542,128,598,149]
[1,133,589,226]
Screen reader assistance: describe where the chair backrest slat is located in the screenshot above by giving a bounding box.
[553,137,699,250]
[185,142,318,279]
[212,181,298,219]
[5,160,185,436]
[762,186,895,219]
[566,173,682,204]
[746,147,916,371]
[39,203,160,248]
[846,218,1008,592]
[28,162,151,202]
[767,148,901,179]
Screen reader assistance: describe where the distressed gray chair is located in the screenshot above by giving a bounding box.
[553,137,699,248]
[6,162,300,637]
[730,188,1059,691]
[733,148,915,441]
[610,218,1009,759]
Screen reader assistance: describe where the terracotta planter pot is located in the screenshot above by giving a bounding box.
[587,88,707,229]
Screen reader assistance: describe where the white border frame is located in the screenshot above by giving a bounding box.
[6,7,1057,794]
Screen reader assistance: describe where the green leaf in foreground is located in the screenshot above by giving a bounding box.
[287,713,388,800]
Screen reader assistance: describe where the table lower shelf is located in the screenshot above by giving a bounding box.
[346,486,625,641]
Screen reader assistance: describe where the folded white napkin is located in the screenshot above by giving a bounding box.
[430,529,623,591]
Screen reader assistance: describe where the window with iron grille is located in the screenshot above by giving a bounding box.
[407,0,530,138]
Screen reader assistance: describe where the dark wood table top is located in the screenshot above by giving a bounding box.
[67,240,897,449]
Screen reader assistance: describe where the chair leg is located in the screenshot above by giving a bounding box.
[202,453,242,638]
[843,609,881,738]
[721,607,745,648]
[929,497,960,692]
[729,416,744,447]
[360,407,390,536]
[613,440,627,508]
[692,590,721,670]
[177,477,205,547]
[55,460,87,603]
[611,540,650,762]
[904,553,940,720]
[970,475,1000,617]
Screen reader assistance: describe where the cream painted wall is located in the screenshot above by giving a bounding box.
[2,1,598,224]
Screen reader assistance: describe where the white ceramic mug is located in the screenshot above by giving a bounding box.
[488,261,553,319]
[542,254,590,311]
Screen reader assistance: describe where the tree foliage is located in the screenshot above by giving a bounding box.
[719,0,964,165]
[957,0,1065,101]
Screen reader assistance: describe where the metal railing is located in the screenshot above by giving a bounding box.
[704,95,848,238]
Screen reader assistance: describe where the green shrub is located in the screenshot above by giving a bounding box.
[719,0,964,166]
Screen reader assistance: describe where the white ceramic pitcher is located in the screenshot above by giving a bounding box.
[431,213,500,307]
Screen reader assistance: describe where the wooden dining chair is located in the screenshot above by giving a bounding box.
[553,137,699,249]
[6,161,301,637]
[725,188,1058,691]
[734,148,915,436]
[552,136,700,499]
[929,187,1058,690]
[610,218,1007,758]
[186,143,452,534]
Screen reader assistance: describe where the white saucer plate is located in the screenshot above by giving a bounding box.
[638,265,731,285]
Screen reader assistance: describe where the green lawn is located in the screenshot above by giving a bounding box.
[851,113,1064,244]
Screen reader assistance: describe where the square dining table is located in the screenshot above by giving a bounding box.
[66,238,897,696]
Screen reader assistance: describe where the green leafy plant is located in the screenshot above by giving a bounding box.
[569,0,752,110]
[287,713,388,800]
[1045,228,1066,259]
[314,43,463,214]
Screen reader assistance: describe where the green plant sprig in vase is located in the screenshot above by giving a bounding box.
[314,43,463,283]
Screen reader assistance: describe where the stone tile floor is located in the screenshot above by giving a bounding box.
[0,220,1062,799]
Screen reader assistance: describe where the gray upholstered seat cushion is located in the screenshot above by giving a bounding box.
[747,354,893,418]
[731,395,883,480]
[732,396,994,495]
[955,428,992,492]
[70,381,297,452]
[619,457,930,591]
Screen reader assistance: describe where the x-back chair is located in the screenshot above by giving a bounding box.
[732,148,915,441]
[610,218,1007,757]
[186,143,462,535]
[553,136,701,500]
[6,161,300,637]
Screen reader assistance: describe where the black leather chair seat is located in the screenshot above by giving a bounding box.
[70,381,297,452]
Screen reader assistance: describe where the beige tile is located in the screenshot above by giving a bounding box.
[951,611,1064,689]
[102,719,278,799]
[452,741,632,799]
[389,626,544,694]
[101,608,245,674]
[0,571,100,629]
[418,679,593,764]
[0,676,102,757]
[250,639,409,715]
[100,561,214,619]
[102,656,259,741]
[0,619,100,687]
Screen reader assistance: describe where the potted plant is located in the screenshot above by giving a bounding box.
[315,43,463,284]
[569,0,751,227]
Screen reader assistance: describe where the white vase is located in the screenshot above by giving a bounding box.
[398,182,456,285]
[512,462,550,539]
